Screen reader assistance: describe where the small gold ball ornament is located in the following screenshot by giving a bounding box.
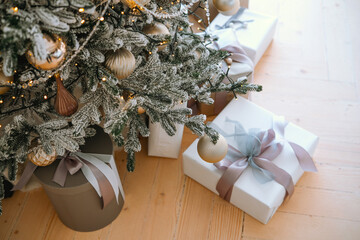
[213,0,240,16]
[142,23,170,51]
[105,48,136,80]
[26,34,67,71]
[0,70,12,95]
[120,0,150,8]
[28,147,57,167]
[197,134,228,163]
[138,106,145,114]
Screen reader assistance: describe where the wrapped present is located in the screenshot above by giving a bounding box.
[148,101,187,158]
[208,9,278,65]
[13,126,125,232]
[183,97,318,224]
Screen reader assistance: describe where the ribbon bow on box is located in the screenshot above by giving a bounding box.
[13,152,122,208]
[211,116,317,202]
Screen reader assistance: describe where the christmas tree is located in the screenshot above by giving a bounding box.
[0,0,261,213]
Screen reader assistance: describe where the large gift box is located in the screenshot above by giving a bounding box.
[183,97,318,224]
[208,9,278,65]
[29,126,125,232]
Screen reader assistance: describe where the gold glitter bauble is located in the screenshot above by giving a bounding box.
[105,48,136,80]
[0,71,12,95]
[213,0,240,16]
[197,134,228,163]
[120,0,150,8]
[142,23,170,51]
[28,147,57,167]
[138,106,145,114]
[26,33,66,70]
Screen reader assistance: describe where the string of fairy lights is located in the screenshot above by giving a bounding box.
[0,0,213,126]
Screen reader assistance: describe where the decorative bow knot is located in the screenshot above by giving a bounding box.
[52,151,121,208]
[13,151,121,209]
[212,117,317,202]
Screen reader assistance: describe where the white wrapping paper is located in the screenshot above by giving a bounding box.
[148,102,187,158]
[183,97,318,224]
[208,10,278,65]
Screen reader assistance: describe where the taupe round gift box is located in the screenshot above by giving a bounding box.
[34,126,124,232]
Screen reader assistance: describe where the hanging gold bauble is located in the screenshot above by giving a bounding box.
[120,0,151,8]
[54,73,78,116]
[138,106,145,114]
[105,48,136,80]
[142,23,170,51]
[212,0,240,16]
[0,70,12,95]
[28,147,57,167]
[197,134,228,163]
[26,33,66,71]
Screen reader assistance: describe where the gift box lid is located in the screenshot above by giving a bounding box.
[34,125,114,188]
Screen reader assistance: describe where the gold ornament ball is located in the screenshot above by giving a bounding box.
[121,0,150,8]
[26,34,67,71]
[105,48,136,80]
[197,134,228,163]
[28,147,57,167]
[0,71,12,95]
[142,23,170,51]
[138,106,145,114]
[213,0,240,16]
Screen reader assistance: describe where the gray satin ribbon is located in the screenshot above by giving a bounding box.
[52,152,115,208]
[12,151,116,209]
[212,117,317,202]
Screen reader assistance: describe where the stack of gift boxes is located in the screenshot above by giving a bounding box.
[148,7,278,158]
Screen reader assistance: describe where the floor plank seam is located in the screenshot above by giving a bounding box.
[241,212,246,240]
[294,185,357,194]
[139,159,161,240]
[172,175,187,240]
[316,162,360,169]
[276,210,360,222]
[41,211,57,240]
[205,196,215,240]
[7,192,29,239]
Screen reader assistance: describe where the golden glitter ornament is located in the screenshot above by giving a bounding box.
[138,106,145,114]
[28,147,57,167]
[213,0,240,16]
[120,0,150,8]
[197,134,228,163]
[26,33,66,71]
[142,23,170,51]
[0,70,12,95]
[105,48,136,80]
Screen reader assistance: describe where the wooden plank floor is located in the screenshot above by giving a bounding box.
[1,0,360,239]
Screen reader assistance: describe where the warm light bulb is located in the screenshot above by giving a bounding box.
[12,96,16,99]
[149,51,152,55]
[81,19,85,24]
[0,100,3,104]
[79,8,85,12]
[102,77,107,82]
[99,17,104,21]
[43,95,48,100]
[12,7,18,12]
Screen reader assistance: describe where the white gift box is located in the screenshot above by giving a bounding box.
[148,102,187,158]
[208,10,278,65]
[183,97,318,224]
